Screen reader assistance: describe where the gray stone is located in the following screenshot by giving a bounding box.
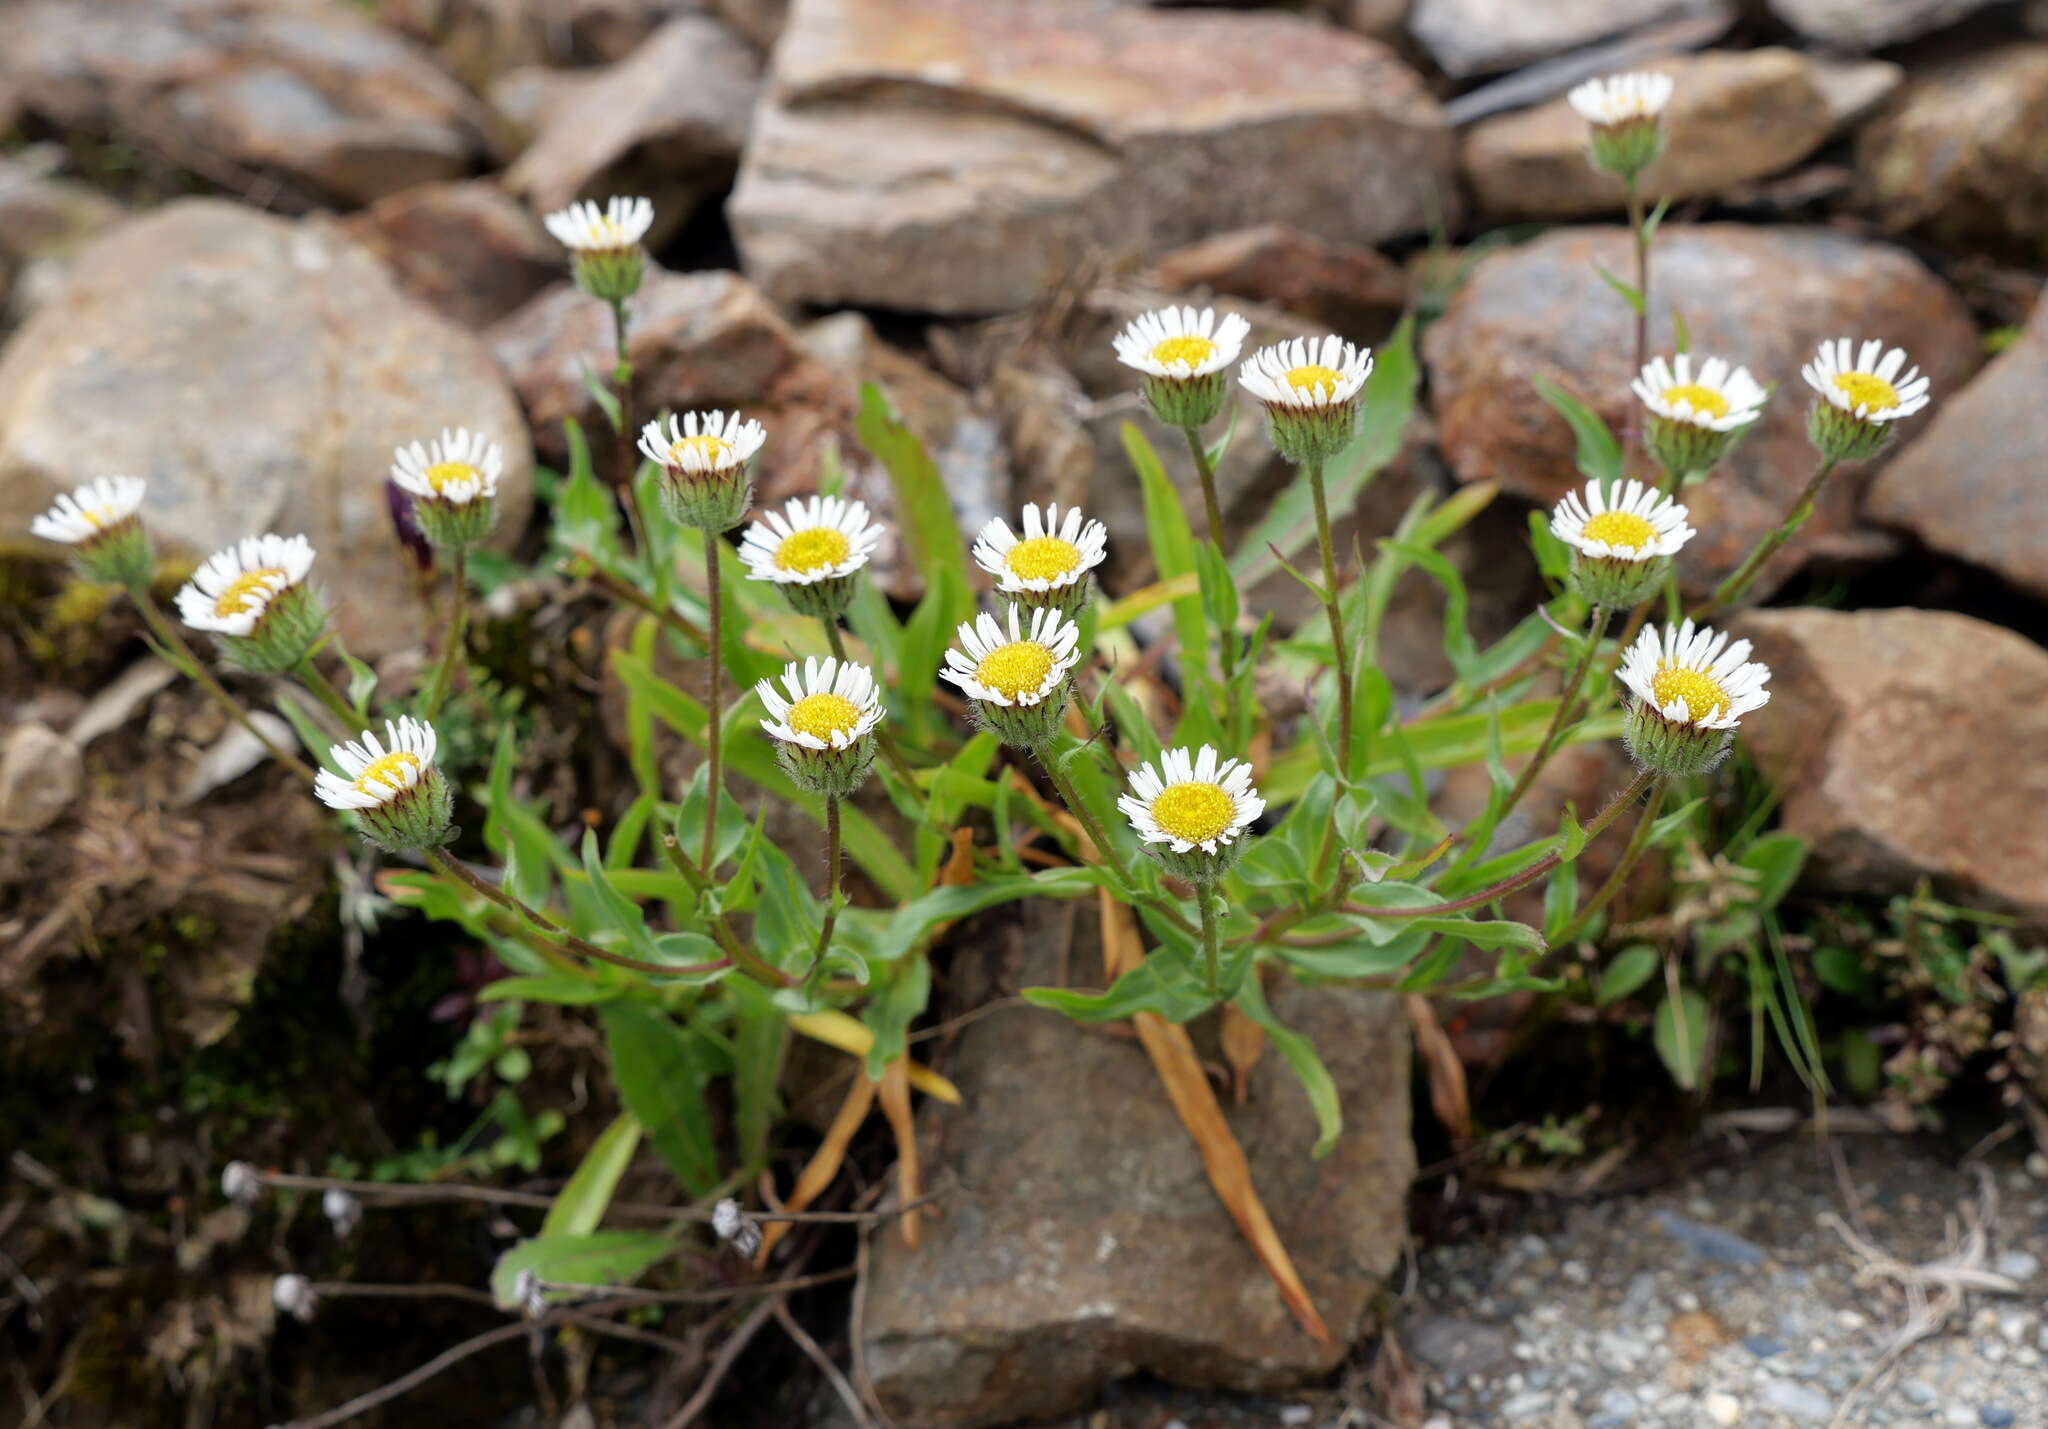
[0,723,83,834]
[1808,56,1904,138]
[1651,1211,1764,1263]
[1768,0,1997,51]
[0,0,485,207]
[731,0,1453,315]
[501,16,759,240]
[1406,1314,1516,1378]
[337,180,562,331]
[0,200,533,658]
[1758,1377,1833,1424]
[381,0,699,85]
[1409,0,1705,78]
[1734,608,2048,925]
[861,905,1413,1427]
[1424,224,1978,602]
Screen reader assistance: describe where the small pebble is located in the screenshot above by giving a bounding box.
[1946,1409,1978,1427]
[1652,1211,1766,1264]
[1743,1335,1786,1359]
[1758,1376,1832,1424]
[1704,1390,1743,1426]
[1903,1380,1936,1406]
[1979,1409,2014,1428]
[1280,1408,1312,1427]
[1994,1250,2039,1282]
[1501,1391,1551,1417]
[1562,1259,1590,1285]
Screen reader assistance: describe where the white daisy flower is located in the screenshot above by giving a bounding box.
[1567,72,1674,126]
[756,656,883,752]
[316,717,439,811]
[1238,335,1374,410]
[970,504,1108,615]
[1802,339,1931,423]
[1117,744,1265,860]
[738,495,882,586]
[1113,305,1251,381]
[1551,479,1694,563]
[941,604,1083,709]
[175,533,316,637]
[1620,619,1770,731]
[391,428,502,507]
[1631,354,1766,433]
[543,196,654,253]
[30,475,146,545]
[638,410,765,475]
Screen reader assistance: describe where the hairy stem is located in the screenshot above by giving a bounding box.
[1557,777,1669,945]
[129,587,315,782]
[1495,604,1606,823]
[661,835,797,988]
[421,547,467,721]
[427,849,719,979]
[1199,887,1222,997]
[700,525,724,870]
[1695,455,1840,620]
[1041,751,1133,889]
[1183,424,1227,553]
[1625,176,1651,465]
[808,798,843,980]
[294,656,360,728]
[1307,454,1356,776]
[576,560,708,646]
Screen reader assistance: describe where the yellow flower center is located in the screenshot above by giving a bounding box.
[82,506,112,529]
[785,692,863,741]
[1150,335,1218,368]
[975,640,1055,701]
[590,218,625,247]
[1284,364,1344,396]
[1661,383,1730,419]
[214,566,288,617]
[353,750,422,797]
[1004,536,1082,583]
[1832,371,1900,413]
[1650,666,1730,722]
[1150,781,1236,845]
[423,461,479,495]
[1580,511,1657,552]
[668,434,734,468]
[775,527,851,575]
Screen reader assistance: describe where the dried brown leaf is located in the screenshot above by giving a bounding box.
[1405,994,1472,1143]
[755,1073,876,1267]
[877,1057,922,1249]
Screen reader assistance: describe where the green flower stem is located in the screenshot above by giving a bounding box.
[661,834,797,988]
[1625,175,1651,463]
[807,797,843,980]
[426,849,714,979]
[700,525,725,871]
[607,295,650,548]
[1695,455,1839,620]
[575,559,710,647]
[1556,777,1668,945]
[1198,887,1222,997]
[1307,454,1357,777]
[1040,754,1131,887]
[294,657,360,728]
[129,586,316,783]
[1182,424,1227,553]
[1494,604,1607,824]
[1329,766,1655,930]
[421,547,468,721]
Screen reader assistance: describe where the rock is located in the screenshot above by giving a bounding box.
[1733,608,2048,924]
[798,312,1007,539]
[338,181,561,330]
[731,0,1454,315]
[1462,50,1834,222]
[0,151,125,267]
[1756,1376,1832,1424]
[1768,0,1996,50]
[1857,46,2048,258]
[1347,0,1411,42]
[707,0,788,46]
[501,16,759,238]
[0,723,83,834]
[1148,225,1411,340]
[1424,224,1978,601]
[1866,292,2048,603]
[862,906,1413,1426]
[1808,57,1904,138]
[1404,1314,1515,1377]
[0,0,485,208]
[1650,1210,1765,1264]
[382,0,698,85]
[0,200,533,658]
[1408,0,1702,78]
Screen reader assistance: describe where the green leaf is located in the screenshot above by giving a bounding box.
[1023,936,1220,1024]
[540,1111,641,1238]
[856,382,971,598]
[1812,947,1869,997]
[554,423,622,566]
[578,358,624,432]
[1233,315,1419,587]
[728,978,786,1170]
[1839,1026,1881,1096]
[863,955,932,1077]
[1125,423,1208,668]
[479,974,621,1007]
[1653,986,1711,1090]
[869,868,1095,965]
[599,1003,721,1194]
[1234,974,1342,1157]
[1534,376,1622,485]
[579,830,659,962]
[1593,261,1646,315]
[1595,945,1659,1006]
[483,727,569,908]
[338,645,378,717]
[1739,832,1807,910]
[1195,538,1240,651]
[491,1230,672,1309]
[1671,304,1691,356]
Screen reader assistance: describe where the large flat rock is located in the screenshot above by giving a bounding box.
[1423,225,1978,602]
[730,0,1453,315]
[862,907,1414,1426]
[1734,608,2048,925]
[0,199,533,657]
[1410,0,1704,78]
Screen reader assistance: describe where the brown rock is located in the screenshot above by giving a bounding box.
[1463,50,1834,222]
[706,0,788,45]
[382,0,700,85]
[1424,225,1978,601]
[1734,608,2048,925]
[1149,225,1411,339]
[339,181,561,330]
[863,905,1413,1426]
[1857,45,2048,258]
[1410,0,1704,77]
[1768,0,1997,50]
[501,16,759,239]
[1866,295,2048,602]
[0,200,534,658]
[1347,0,1411,42]
[0,152,124,266]
[0,723,83,834]
[1808,56,1904,139]
[731,0,1454,315]
[0,0,486,208]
